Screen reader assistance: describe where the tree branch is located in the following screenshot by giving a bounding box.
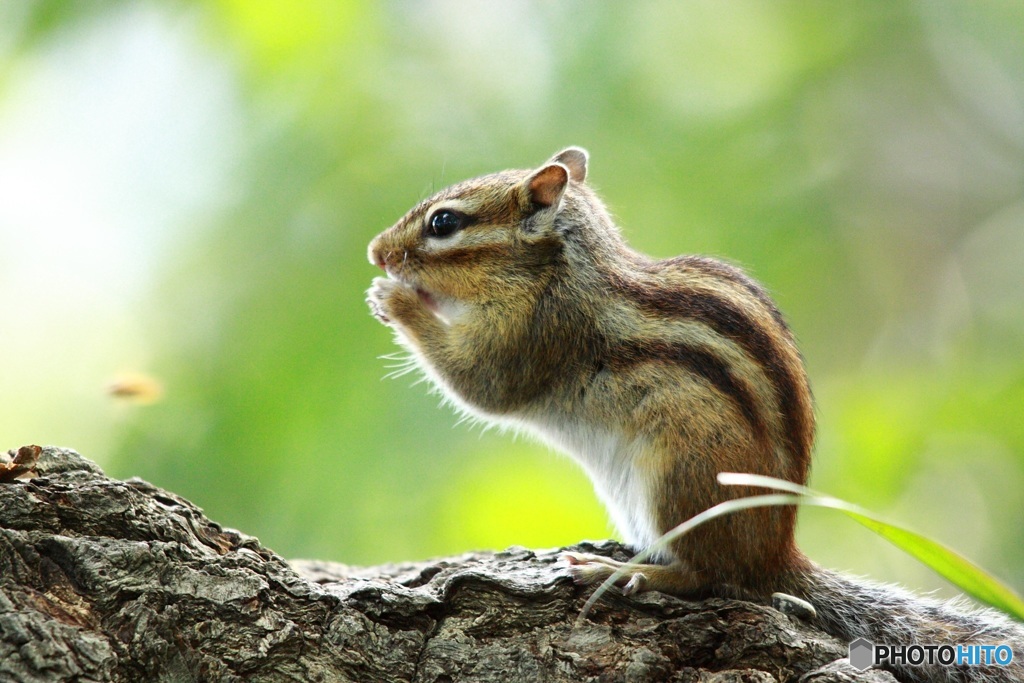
[0,447,893,682]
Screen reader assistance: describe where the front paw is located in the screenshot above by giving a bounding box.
[373,275,427,321]
[367,277,400,324]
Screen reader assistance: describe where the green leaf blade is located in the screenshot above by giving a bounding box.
[719,473,1024,621]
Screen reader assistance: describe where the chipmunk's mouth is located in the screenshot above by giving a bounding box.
[383,268,444,319]
[382,263,410,284]
[378,262,465,325]
[415,288,439,314]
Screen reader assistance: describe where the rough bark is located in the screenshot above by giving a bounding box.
[0,446,893,683]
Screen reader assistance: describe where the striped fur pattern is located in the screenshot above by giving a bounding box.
[367,148,1023,681]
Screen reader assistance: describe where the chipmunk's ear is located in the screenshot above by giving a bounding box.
[550,147,588,183]
[525,162,570,210]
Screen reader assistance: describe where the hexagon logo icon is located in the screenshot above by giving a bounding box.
[849,638,874,670]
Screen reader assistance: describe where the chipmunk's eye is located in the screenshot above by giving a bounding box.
[426,209,464,238]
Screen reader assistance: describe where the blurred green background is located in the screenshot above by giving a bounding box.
[1,1,1022,599]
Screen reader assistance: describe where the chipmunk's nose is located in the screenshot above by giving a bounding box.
[367,236,386,269]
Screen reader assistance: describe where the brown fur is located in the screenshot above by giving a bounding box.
[367,147,812,594]
[367,148,1024,683]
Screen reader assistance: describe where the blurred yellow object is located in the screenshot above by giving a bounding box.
[107,373,164,405]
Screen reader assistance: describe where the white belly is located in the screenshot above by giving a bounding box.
[526,416,659,550]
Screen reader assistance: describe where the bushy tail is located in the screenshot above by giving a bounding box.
[779,562,1024,683]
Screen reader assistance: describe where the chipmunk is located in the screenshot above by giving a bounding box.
[366,148,1023,682]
